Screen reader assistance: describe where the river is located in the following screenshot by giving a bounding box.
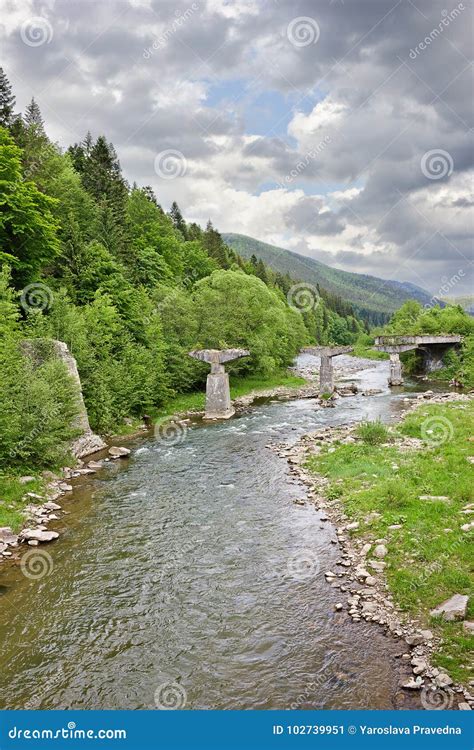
[0,356,434,710]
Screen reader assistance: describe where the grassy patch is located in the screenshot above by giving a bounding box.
[356,419,390,445]
[306,400,474,685]
[0,473,45,531]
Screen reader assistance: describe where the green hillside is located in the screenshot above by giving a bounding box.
[223,233,437,323]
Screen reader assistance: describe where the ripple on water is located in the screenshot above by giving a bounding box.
[0,359,413,709]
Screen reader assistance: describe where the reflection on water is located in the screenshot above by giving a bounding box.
[0,358,430,709]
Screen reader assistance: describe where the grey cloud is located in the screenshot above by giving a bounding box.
[1,0,472,293]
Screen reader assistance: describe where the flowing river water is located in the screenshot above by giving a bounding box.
[0,356,438,710]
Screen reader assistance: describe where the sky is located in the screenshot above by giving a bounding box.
[1,0,473,295]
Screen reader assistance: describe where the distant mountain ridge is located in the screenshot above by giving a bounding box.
[223,233,439,321]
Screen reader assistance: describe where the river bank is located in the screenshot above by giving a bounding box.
[277,392,473,710]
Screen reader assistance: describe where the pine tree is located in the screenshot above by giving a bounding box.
[168,201,187,238]
[24,97,45,132]
[0,67,15,129]
[203,220,229,268]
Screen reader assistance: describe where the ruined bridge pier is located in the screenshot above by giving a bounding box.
[302,346,354,395]
[188,348,250,419]
[373,335,462,386]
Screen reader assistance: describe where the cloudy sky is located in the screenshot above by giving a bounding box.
[2,0,473,294]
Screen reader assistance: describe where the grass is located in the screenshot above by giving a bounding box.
[0,472,46,531]
[305,400,474,685]
[356,419,390,445]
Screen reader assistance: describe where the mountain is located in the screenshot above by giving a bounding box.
[223,233,439,321]
[441,296,474,316]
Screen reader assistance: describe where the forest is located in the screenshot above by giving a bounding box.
[0,67,366,470]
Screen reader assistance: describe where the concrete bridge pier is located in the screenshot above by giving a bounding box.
[302,346,354,395]
[188,348,250,419]
[389,353,403,386]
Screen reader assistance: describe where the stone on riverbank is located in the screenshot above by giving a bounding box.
[0,527,19,545]
[430,594,469,622]
[20,529,59,543]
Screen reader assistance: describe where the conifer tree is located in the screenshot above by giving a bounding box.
[24,97,45,132]
[0,67,15,129]
[168,201,187,238]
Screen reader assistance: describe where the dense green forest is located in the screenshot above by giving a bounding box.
[0,68,368,469]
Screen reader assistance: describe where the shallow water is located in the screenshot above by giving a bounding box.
[0,358,435,710]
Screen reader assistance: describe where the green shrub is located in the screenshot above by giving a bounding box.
[356,419,389,445]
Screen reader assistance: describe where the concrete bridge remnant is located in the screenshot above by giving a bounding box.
[21,339,107,457]
[302,346,354,395]
[373,335,462,386]
[188,348,250,419]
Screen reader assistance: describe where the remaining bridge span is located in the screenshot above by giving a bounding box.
[373,334,462,385]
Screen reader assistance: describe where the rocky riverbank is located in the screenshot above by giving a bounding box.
[273,391,473,711]
[0,445,132,566]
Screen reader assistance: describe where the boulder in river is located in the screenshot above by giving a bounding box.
[108,446,131,458]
